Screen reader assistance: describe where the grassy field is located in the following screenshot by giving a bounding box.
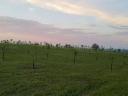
[0,43,128,96]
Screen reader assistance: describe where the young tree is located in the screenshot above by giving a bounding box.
[1,41,8,62]
[110,56,114,72]
[32,55,35,69]
[1,46,5,62]
[91,43,99,50]
[74,50,77,64]
[56,43,61,48]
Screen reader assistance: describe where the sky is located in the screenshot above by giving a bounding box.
[0,0,128,48]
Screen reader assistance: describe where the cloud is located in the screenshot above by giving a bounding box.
[26,0,128,26]
[26,0,84,15]
[108,25,128,30]
[115,31,128,36]
[0,16,91,43]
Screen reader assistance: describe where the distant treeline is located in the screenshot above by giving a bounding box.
[0,39,127,53]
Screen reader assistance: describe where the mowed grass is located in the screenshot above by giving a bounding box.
[0,44,128,96]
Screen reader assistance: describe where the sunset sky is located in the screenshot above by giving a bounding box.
[0,0,128,48]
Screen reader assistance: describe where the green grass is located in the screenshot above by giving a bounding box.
[0,44,128,96]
